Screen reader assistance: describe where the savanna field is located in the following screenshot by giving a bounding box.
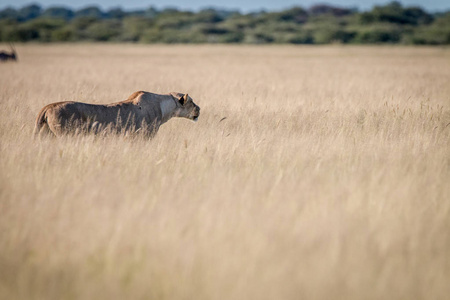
[0,44,449,300]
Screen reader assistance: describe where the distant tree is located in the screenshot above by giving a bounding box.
[270,7,308,23]
[160,7,179,15]
[354,25,401,43]
[198,24,229,35]
[0,7,18,20]
[410,12,450,44]
[156,11,194,29]
[70,16,98,40]
[195,9,224,23]
[359,1,433,25]
[105,7,125,19]
[309,4,354,17]
[313,27,355,43]
[402,7,433,25]
[144,7,158,18]
[75,6,103,19]
[51,27,75,41]
[120,17,154,41]
[140,27,162,43]
[42,7,74,20]
[248,30,275,43]
[6,23,39,41]
[0,2,447,45]
[219,31,245,43]
[17,4,41,21]
[27,18,65,41]
[86,20,121,41]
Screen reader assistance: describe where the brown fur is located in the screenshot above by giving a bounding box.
[34,91,200,137]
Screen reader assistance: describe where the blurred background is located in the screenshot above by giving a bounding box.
[0,0,449,45]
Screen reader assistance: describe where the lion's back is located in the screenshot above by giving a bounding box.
[36,91,175,136]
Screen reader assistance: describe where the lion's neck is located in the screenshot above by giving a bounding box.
[160,98,177,123]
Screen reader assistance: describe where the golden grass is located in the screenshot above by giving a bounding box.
[0,44,449,300]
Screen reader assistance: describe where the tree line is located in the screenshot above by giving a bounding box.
[0,1,449,44]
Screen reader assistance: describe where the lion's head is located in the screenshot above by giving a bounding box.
[173,93,200,122]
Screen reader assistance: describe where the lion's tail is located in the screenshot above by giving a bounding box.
[33,107,50,137]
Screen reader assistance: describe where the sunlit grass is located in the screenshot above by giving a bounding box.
[0,44,449,300]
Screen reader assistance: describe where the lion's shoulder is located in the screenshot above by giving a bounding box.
[126,91,146,101]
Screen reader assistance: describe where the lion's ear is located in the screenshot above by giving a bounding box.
[179,94,188,105]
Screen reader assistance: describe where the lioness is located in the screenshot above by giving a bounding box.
[34,91,200,137]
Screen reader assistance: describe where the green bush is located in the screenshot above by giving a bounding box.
[354,25,402,43]
[51,27,74,41]
[313,27,355,43]
[219,31,245,43]
[410,26,450,44]
[120,17,153,42]
[0,3,448,44]
[42,7,74,20]
[86,20,121,41]
[287,31,314,44]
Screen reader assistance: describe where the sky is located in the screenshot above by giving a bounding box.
[0,0,448,12]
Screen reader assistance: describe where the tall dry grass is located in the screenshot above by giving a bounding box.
[0,44,449,300]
